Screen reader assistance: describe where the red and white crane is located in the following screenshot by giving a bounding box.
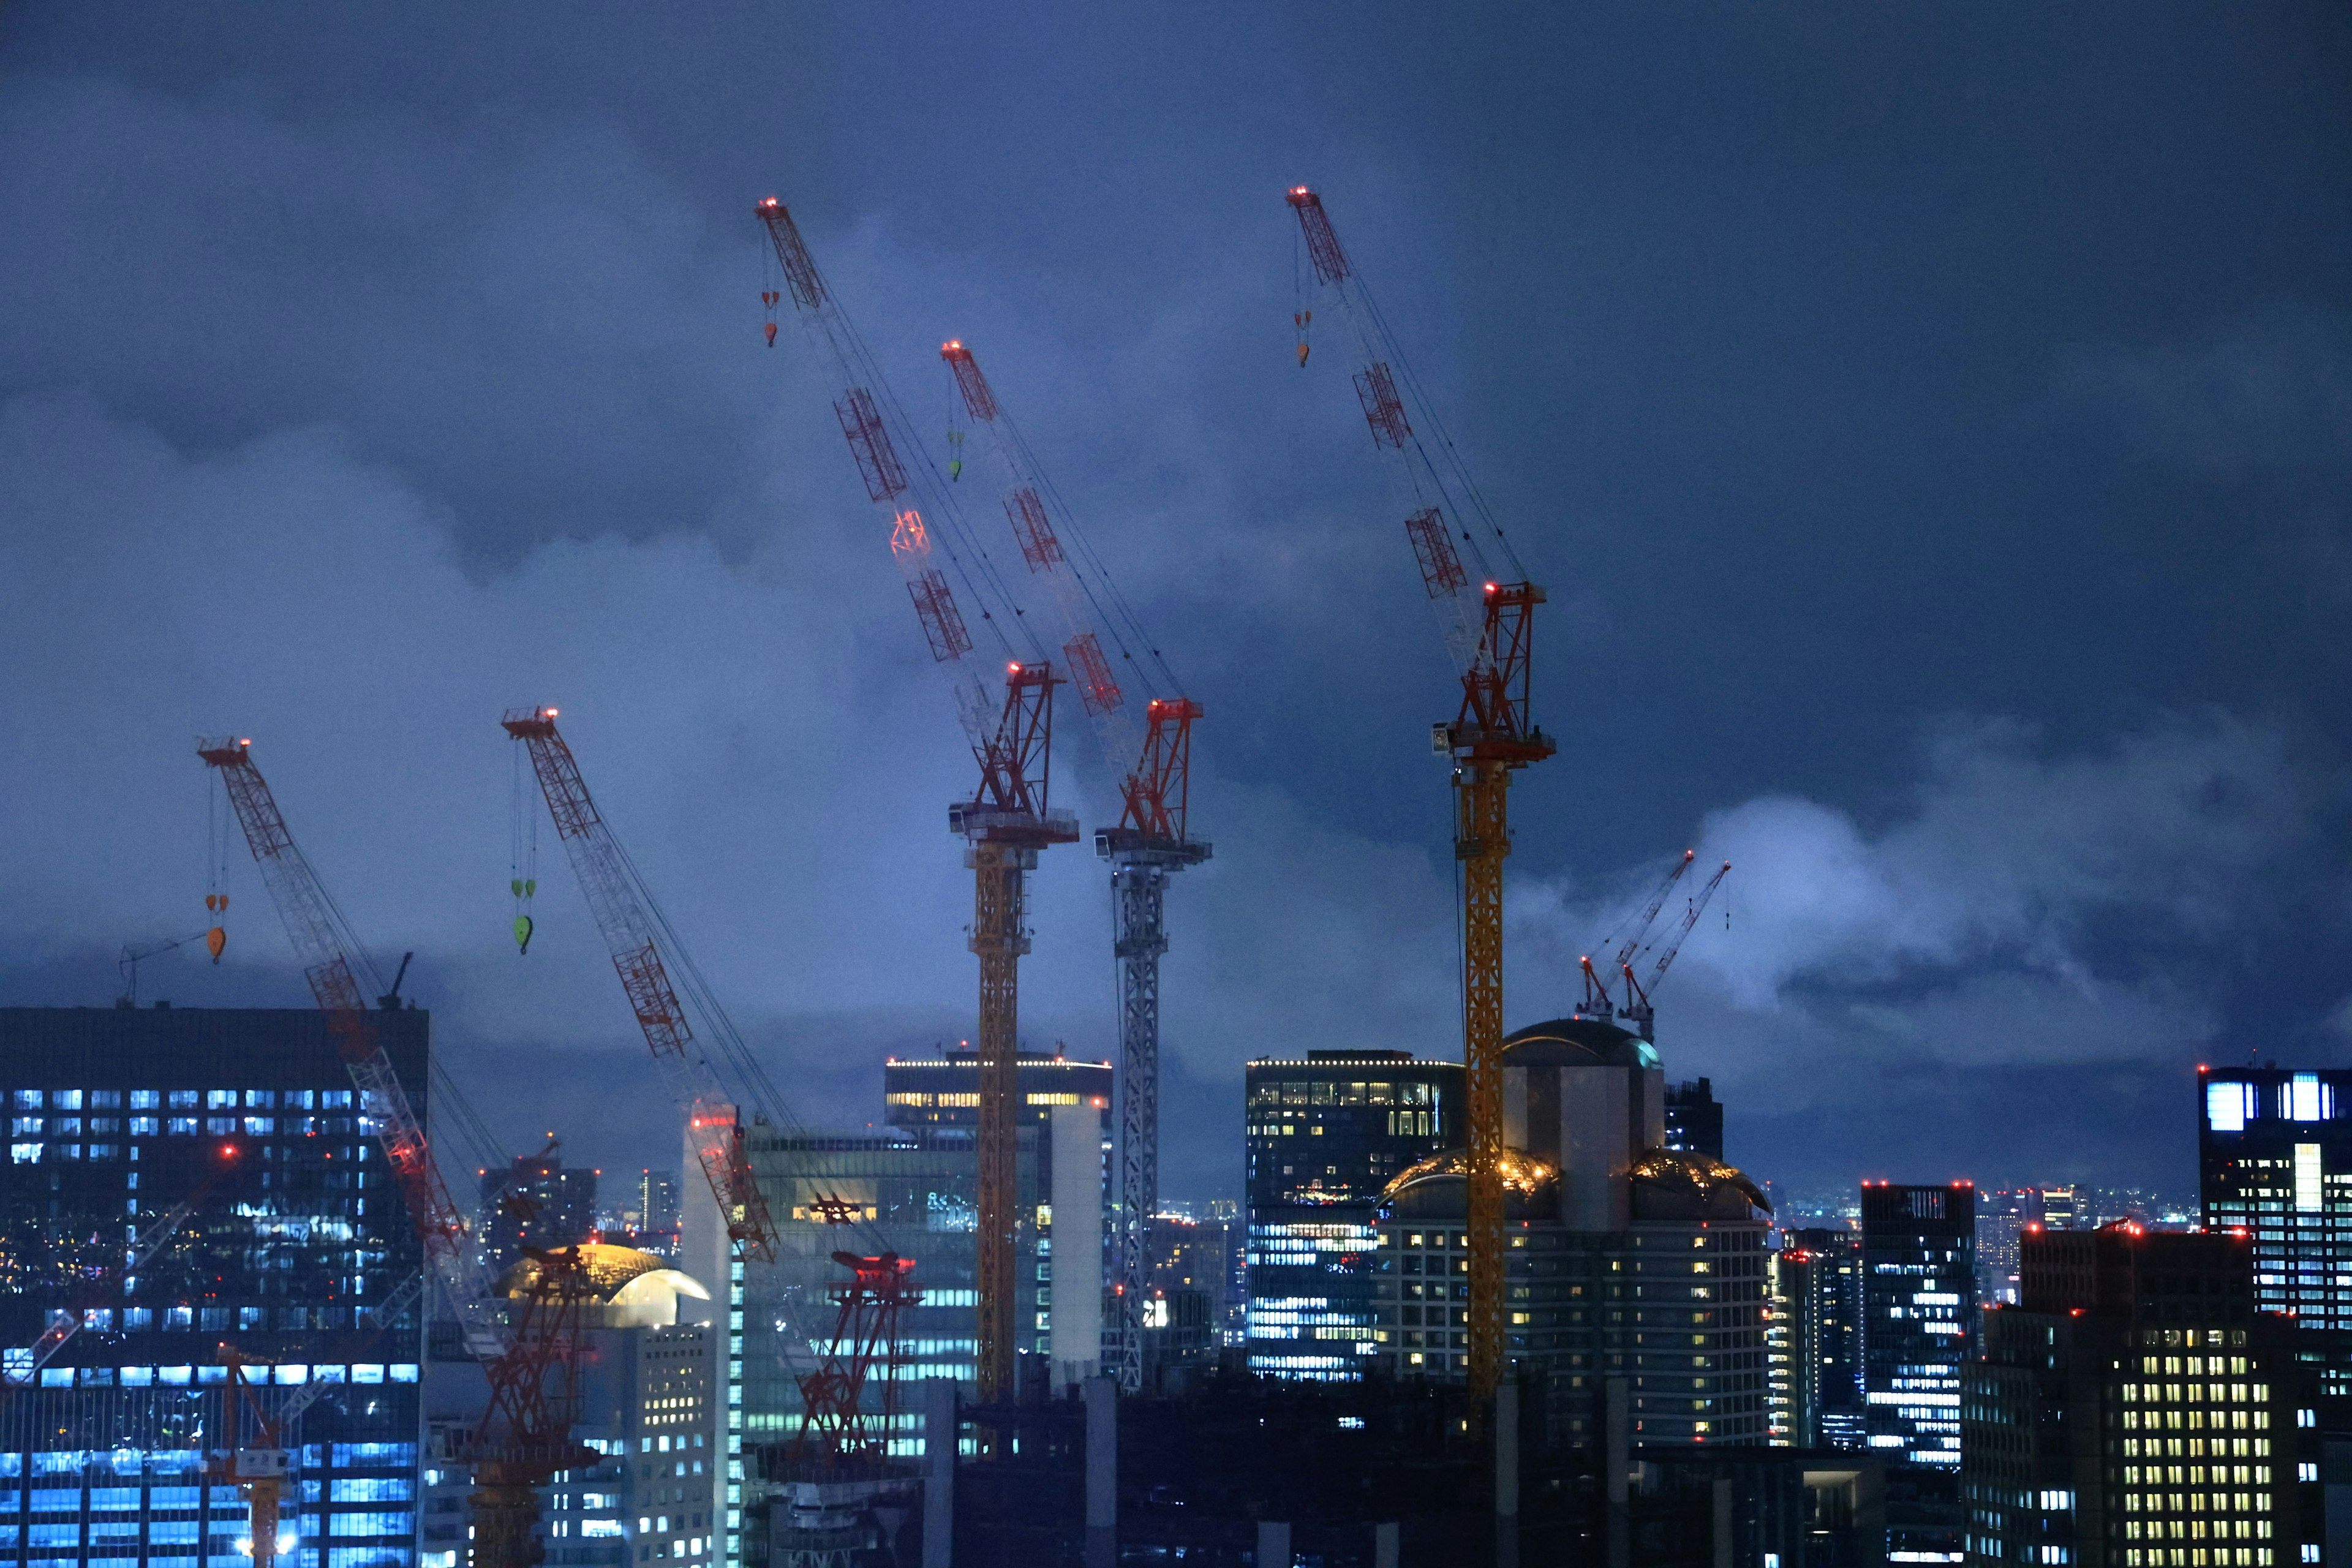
[196,737,503,1356]
[759,197,1072,1404]
[500,706,780,1264]
[940,338,1208,1393]
[198,737,586,1567]
[1287,186,1558,1415]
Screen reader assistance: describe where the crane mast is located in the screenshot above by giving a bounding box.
[500,707,780,1264]
[941,338,1210,1392]
[195,737,503,1357]
[951,664,1080,1398]
[1287,186,1556,1416]
[761,196,1071,1404]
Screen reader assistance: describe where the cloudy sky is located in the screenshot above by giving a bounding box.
[2,4,2348,1205]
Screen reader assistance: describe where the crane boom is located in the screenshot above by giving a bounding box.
[1618,861,1730,1039]
[940,337,1210,1390]
[1288,185,1556,1418]
[1581,850,1695,1015]
[500,707,779,1264]
[196,738,505,1359]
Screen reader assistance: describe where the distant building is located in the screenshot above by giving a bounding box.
[1861,1182,1977,1563]
[1243,1050,1459,1380]
[1147,1209,1238,1373]
[2201,1065,2352,1392]
[634,1169,680,1253]
[1975,1188,2040,1306]
[1662,1076,1724,1161]
[0,1006,426,1567]
[1781,1226,1866,1452]
[421,1243,721,1568]
[1959,1223,2321,1565]
[479,1142,598,1275]
[1366,1017,1774,1449]
[881,1047,1112,1137]
[2039,1185,2079,1230]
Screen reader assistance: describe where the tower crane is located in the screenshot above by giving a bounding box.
[500,707,779,1263]
[1287,187,1558,1415]
[758,197,1069,1403]
[1615,861,1730,1041]
[1579,850,1694,1020]
[197,737,586,1566]
[940,339,1209,1393]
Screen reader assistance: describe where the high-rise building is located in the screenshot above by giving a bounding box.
[1960,1223,2321,1566]
[881,1048,1113,1137]
[634,1170,680,1254]
[1780,1226,1866,1452]
[1862,1182,1977,1564]
[1662,1077,1724,1161]
[1363,1017,1774,1449]
[1975,1188,2040,1306]
[479,1144,598,1275]
[2201,1065,2352,1392]
[1242,1050,1459,1380]
[421,1245,721,1568]
[0,1006,427,1567]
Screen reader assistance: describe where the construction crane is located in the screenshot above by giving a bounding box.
[1578,850,1694,1020]
[116,930,211,1006]
[1614,861,1730,1041]
[207,1273,427,1568]
[1287,186,1558,1416]
[198,737,592,1564]
[792,1251,921,1465]
[468,1229,601,1567]
[940,339,1209,1392]
[197,736,502,1355]
[760,197,1071,1403]
[500,706,780,1264]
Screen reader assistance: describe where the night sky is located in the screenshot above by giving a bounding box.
[3,5,2348,1205]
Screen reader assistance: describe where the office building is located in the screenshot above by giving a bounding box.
[1976,1189,2040,1306]
[1862,1182,1977,1564]
[683,1122,1050,1564]
[628,1170,680,1256]
[1365,1017,1774,1448]
[1663,1077,1724,1161]
[479,1144,598,1275]
[1960,1223,2320,1566]
[1243,1050,1460,1379]
[421,1245,721,1568]
[0,1006,427,1567]
[1145,1208,1238,1374]
[881,1048,1112,1138]
[1780,1227,1866,1452]
[2201,1066,2352,1390]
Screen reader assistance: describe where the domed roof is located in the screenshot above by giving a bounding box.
[1502,1016,1659,1070]
[498,1242,674,1302]
[1628,1148,1771,1223]
[1378,1147,1557,1221]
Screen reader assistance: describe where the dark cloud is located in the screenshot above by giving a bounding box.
[4,4,2351,1207]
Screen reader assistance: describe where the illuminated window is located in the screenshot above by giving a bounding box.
[2207,1082,2255,1133]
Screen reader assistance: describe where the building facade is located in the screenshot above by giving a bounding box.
[1663,1077,1724,1161]
[1782,1226,1867,1451]
[1861,1182,1978,1469]
[1359,1017,1774,1449]
[2200,1066,2352,1390]
[421,1245,722,1568]
[1242,1050,1459,1379]
[1960,1224,2320,1566]
[0,1006,428,1568]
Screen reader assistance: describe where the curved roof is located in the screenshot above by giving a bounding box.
[1501,1016,1659,1070]
[1629,1147,1773,1222]
[498,1242,680,1303]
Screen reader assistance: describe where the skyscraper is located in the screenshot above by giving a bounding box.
[0,1006,427,1567]
[1960,1223,2320,1565]
[1243,1049,1458,1379]
[2200,1065,2352,1390]
[1781,1226,1866,1450]
[1662,1077,1724,1161]
[1862,1182,1977,1564]
[478,1142,598,1275]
